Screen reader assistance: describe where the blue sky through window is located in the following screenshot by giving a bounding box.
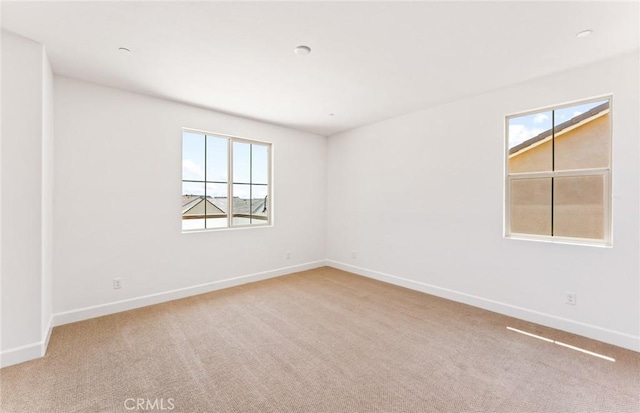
[508,100,607,149]
[182,131,268,199]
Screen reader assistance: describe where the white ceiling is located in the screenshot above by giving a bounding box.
[2,1,638,136]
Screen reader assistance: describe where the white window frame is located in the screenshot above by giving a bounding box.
[504,95,612,247]
[182,127,273,232]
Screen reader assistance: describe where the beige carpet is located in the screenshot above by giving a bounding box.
[1,267,639,412]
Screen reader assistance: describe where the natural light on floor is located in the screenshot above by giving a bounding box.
[506,327,615,362]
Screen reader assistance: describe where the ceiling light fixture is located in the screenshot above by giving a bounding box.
[119,47,131,53]
[294,45,311,55]
[576,30,592,38]
[329,113,335,117]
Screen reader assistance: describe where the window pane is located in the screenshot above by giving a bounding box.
[554,175,605,240]
[250,185,269,225]
[232,184,251,225]
[205,183,228,229]
[554,100,610,171]
[252,144,269,185]
[182,133,270,231]
[233,142,251,184]
[182,181,205,230]
[206,135,228,182]
[182,132,205,181]
[508,111,552,173]
[510,178,552,236]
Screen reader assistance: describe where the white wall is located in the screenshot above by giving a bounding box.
[53,77,327,320]
[327,52,640,351]
[41,46,54,347]
[1,30,54,366]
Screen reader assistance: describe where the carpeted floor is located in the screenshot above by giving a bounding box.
[1,267,639,412]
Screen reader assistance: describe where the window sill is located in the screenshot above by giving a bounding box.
[182,223,273,234]
[505,233,612,248]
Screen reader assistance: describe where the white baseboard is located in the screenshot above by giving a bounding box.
[5,258,634,369]
[52,260,327,327]
[0,316,53,368]
[42,315,53,356]
[327,260,640,352]
[0,342,43,369]
[1,261,326,369]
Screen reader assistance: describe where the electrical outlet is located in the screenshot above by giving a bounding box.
[351,251,357,259]
[566,292,576,305]
[286,251,291,260]
[113,278,122,289]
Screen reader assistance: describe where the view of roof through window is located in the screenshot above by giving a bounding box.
[506,98,611,243]
[508,100,609,151]
[182,131,270,230]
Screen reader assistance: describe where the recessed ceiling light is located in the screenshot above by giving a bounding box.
[118,47,131,53]
[576,30,592,38]
[294,45,311,55]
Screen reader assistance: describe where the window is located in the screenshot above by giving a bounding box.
[505,97,611,245]
[182,130,271,231]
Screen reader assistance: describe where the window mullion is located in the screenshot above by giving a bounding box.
[508,171,555,179]
[551,110,555,236]
[509,168,609,179]
[228,137,233,228]
[204,135,208,230]
[249,144,253,225]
